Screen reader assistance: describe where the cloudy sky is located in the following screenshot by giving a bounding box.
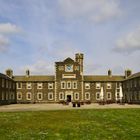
[0,0,140,75]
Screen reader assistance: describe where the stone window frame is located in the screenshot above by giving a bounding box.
[48,92,53,100]
[107,83,112,89]
[74,92,79,100]
[96,83,101,89]
[116,82,121,89]
[48,83,53,89]
[85,83,90,89]
[37,83,43,89]
[67,81,71,89]
[72,81,77,89]
[85,92,90,100]
[17,92,22,100]
[37,92,43,100]
[26,82,32,89]
[61,81,66,89]
[59,92,64,100]
[17,82,22,89]
[96,92,100,100]
[107,92,111,100]
[116,92,120,99]
[26,92,32,100]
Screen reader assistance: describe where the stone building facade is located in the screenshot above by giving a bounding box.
[123,72,140,104]
[0,71,16,105]
[0,53,140,105]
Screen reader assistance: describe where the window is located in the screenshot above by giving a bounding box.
[117,93,120,99]
[17,92,22,100]
[11,92,15,100]
[107,83,111,89]
[85,83,90,89]
[9,81,12,89]
[116,82,120,89]
[107,92,111,100]
[2,91,4,100]
[48,92,53,100]
[13,83,15,89]
[134,80,137,87]
[73,81,77,89]
[17,82,22,89]
[96,83,101,89]
[96,92,100,100]
[2,79,5,87]
[67,81,71,89]
[48,83,53,89]
[61,81,66,89]
[75,92,79,100]
[85,92,90,100]
[6,80,8,88]
[37,83,43,89]
[26,83,32,89]
[6,92,8,100]
[59,92,64,100]
[26,92,32,100]
[37,92,43,100]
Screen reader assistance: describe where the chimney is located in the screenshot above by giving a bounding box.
[125,69,132,78]
[5,69,13,78]
[108,69,112,77]
[26,69,30,77]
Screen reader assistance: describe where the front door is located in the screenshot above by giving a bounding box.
[67,95,71,102]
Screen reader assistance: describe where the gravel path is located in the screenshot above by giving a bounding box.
[0,103,140,112]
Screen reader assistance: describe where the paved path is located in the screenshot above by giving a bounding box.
[0,103,140,112]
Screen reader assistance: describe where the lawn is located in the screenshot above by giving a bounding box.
[0,109,140,140]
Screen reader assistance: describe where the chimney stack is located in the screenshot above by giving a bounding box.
[5,69,13,78]
[125,69,132,78]
[108,69,112,77]
[26,69,30,77]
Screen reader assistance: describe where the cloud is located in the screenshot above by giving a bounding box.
[0,35,9,52]
[0,23,21,34]
[48,40,81,59]
[58,0,121,22]
[0,23,22,52]
[114,27,140,53]
[20,60,54,75]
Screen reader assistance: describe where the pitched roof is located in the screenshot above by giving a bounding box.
[124,72,140,80]
[84,75,124,82]
[64,57,74,63]
[0,73,13,81]
[13,75,55,82]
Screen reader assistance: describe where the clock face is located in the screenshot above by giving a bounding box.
[65,64,73,72]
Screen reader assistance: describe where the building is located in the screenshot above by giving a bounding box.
[0,53,140,105]
[123,72,140,104]
[0,70,16,105]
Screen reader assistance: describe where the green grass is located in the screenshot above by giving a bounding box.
[0,109,140,140]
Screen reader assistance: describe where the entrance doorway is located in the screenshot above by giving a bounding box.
[67,95,71,102]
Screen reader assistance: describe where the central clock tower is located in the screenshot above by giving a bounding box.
[54,53,84,102]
